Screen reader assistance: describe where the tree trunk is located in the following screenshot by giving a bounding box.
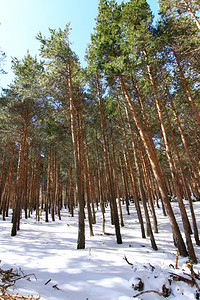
[96,150,106,233]
[118,73,188,257]
[119,153,130,215]
[11,126,27,236]
[96,73,122,244]
[1,148,14,220]
[123,99,155,237]
[86,145,96,224]
[137,135,159,234]
[144,52,196,262]
[56,157,62,220]
[45,145,51,223]
[79,106,94,237]
[166,88,200,197]
[0,149,6,210]
[111,132,124,227]
[173,49,200,132]
[69,167,74,217]
[51,150,56,222]
[67,60,85,249]
[164,91,200,246]
[125,141,158,250]
[36,146,41,222]
[23,145,29,219]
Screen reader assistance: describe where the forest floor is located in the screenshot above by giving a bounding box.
[1,200,200,300]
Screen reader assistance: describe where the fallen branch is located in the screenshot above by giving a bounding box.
[0,265,38,299]
[0,293,40,300]
[44,279,51,285]
[52,284,60,290]
[123,256,133,266]
[133,289,163,297]
[133,284,170,298]
[186,262,200,281]
[0,268,36,286]
[182,272,200,291]
[170,272,195,287]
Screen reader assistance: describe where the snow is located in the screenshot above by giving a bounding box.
[1,200,200,299]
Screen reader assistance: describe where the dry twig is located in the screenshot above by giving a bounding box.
[175,250,179,269]
[0,265,38,300]
[52,284,60,290]
[123,256,133,266]
[44,279,51,285]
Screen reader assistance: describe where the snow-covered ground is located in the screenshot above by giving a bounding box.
[1,200,200,299]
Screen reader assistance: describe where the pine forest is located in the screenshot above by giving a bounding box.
[0,1,200,297]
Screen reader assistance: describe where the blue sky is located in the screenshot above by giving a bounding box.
[0,0,158,89]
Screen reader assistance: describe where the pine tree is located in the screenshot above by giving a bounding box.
[37,25,85,249]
